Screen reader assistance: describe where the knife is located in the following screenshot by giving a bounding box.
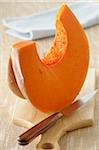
[18,90,98,145]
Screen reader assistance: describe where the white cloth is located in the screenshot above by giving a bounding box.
[2,2,99,40]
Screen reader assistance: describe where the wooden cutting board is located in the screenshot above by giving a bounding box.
[13,68,96,150]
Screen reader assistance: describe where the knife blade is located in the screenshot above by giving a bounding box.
[18,89,98,145]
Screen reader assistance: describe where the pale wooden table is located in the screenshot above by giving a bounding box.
[0,2,99,150]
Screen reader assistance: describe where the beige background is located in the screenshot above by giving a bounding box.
[0,2,99,150]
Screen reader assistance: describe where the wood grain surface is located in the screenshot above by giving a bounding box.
[13,68,96,150]
[0,2,99,150]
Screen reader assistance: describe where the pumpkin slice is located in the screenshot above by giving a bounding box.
[11,4,89,112]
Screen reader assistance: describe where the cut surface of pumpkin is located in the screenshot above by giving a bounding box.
[11,4,89,112]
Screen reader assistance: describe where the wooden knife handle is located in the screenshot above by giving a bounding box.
[18,112,62,145]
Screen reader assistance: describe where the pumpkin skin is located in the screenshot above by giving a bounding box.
[11,4,89,112]
[8,58,24,99]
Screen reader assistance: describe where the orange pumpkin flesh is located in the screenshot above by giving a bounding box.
[11,4,89,112]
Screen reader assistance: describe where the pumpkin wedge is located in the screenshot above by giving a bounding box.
[11,4,89,112]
